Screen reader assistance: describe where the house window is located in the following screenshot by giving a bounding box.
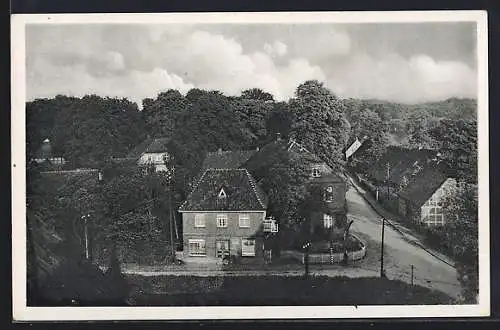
[194,214,205,228]
[217,214,228,228]
[239,214,250,228]
[241,239,256,256]
[323,214,334,228]
[311,167,321,178]
[263,217,279,233]
[216,240,230,258]
[325,186,334,202]
[188,239,206,256]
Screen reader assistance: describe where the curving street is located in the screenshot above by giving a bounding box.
[346,182,462,299]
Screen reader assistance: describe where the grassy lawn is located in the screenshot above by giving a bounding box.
[127,275,454,306]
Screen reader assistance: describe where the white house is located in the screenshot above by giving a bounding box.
[397,161,457,227]
[127,137,171,173]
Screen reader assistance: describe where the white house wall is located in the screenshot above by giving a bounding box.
[345,139,362,160]
[138,152,170,172]
[420,178,457,226]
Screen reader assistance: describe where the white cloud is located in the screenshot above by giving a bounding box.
[149,29,326,100]
[264,41,288,57]
[27,57,194,107]
[26,25,476,105]
[326,53,476,103]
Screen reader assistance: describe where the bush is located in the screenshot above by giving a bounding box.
[308,235,363,253]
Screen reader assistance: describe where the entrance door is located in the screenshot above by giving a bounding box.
[216,240,230,258]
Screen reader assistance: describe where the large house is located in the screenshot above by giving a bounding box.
[178,168,270,263]
[243,137,348,232]
[114,137,171,173]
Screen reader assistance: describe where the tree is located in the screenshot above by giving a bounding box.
[258,148,316,232]
[344,99,389,171]
[231,93,274,148]
[168,90,254,189]
[240,88,275,102]
[404,110,440,149]
[428,119,477,183]
[142,89,189,139]
[442,183,478,303]
[288,80,350,171]
[31,95,147,167]
[265,102,295,141]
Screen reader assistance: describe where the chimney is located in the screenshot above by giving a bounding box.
[276,133,281,141]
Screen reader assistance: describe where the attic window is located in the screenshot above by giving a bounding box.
[218,188,227,198]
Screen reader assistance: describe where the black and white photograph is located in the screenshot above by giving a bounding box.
[11,11,489,320]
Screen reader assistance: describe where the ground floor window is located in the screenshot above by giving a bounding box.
[241,238,256,256]
[422,206,445,226]
[323,213,334,228]
[188,239,206,256]
[424,214,445,226]
[216,239,230,258]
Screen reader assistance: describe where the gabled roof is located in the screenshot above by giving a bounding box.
[39,168,101,189]
[178,169,268,212]
[367,146,437,186]
[243,138,325,181]
[201,149,258,170]
[126,137,170,159]
[398,161,451,207]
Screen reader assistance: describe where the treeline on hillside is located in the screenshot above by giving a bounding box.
[27,82,477,179]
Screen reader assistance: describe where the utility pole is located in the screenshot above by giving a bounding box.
[386,162,390,202]
[82,214,89,260]
[303,242,311,278]
[169,181,175,262]
[411,265,414,286]
[380,217,385,278]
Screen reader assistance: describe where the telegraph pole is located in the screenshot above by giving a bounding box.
[380,217,386,278]
[80,214,90,260]
[386,162,390,201]
[169,181,175,262]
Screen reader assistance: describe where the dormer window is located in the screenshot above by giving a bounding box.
[218,188,227,198]
[311,167,321,178]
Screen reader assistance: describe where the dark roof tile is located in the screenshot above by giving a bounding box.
[398,162,451,207]
[201,149,258,170]
[178,169,267,212]
[126,137,170,159]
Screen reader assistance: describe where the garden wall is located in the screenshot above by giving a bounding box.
[282,234,366,264]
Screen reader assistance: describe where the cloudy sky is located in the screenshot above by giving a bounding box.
[26,22,477,106]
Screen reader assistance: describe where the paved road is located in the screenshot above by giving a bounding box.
[346,183,462,299]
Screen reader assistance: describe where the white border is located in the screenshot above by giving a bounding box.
[11,10,490,321]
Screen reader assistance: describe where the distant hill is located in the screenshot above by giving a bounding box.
[359,97,477,121]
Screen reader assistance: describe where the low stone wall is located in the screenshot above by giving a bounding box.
[282,234,366,265]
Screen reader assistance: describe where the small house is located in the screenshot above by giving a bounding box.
[397,162,457,227]
[117,137,171,173]
[31,139,66,165]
